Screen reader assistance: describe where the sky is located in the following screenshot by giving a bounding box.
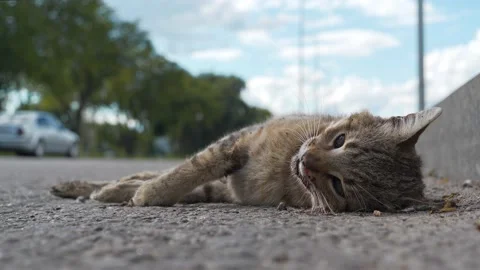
[100,0,480,118]
[7,0,478,121]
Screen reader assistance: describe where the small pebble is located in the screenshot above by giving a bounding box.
[276,202,287,211]
[373,210,382,217]
[463,179,473,188]
[272,252,289,263]
[475,220,480,231]
[76,196,87,203]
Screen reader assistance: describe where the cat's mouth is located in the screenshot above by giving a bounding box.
[294,157,345,199]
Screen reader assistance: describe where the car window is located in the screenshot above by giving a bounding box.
[46,114,63,128]
[36,115,51,127]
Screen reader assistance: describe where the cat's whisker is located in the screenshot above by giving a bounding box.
[307,118,317,139]
[344,185,353,202]
[314,117,321,136]
[283,125,302,141]
[319,190,335,214]
[298,120,309,141]
[355,183,393,211]
[294,122,308,142]
[352,186,365,211]
[285,127,307,143]
[298,187,312,205]
[352,186,366,212]
[302,118,313,139]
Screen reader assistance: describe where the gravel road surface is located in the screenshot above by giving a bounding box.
[1,157,480,270]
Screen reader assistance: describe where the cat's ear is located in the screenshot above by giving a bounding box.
[385,107,442,149]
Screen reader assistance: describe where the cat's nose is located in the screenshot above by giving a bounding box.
[301,152,320,172]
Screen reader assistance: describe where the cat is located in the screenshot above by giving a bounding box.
[51,107,442,213]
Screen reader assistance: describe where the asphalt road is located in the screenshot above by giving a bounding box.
[1,157,480,270]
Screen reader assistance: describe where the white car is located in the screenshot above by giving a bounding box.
[0,111,79,157]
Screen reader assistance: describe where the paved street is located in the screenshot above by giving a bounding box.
[1,157,480,270]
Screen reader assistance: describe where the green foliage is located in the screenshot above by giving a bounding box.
[0,0,271,157]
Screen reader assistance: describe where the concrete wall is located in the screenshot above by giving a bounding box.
[417,73,480,182]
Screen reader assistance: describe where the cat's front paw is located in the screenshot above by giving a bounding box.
[130,180,178,207]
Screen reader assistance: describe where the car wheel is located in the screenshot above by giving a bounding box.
[33,141,45,157]
[15,151,28,156]
[66,143,79,158]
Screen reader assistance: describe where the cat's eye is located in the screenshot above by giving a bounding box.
[329,175,345,198]
[333,134,345,148]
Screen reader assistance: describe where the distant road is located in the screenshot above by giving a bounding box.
[0,157,182,185]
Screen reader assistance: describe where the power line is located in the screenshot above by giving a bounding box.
[313,54,319,114]
[418,0,425,110]
[298,0,305,113]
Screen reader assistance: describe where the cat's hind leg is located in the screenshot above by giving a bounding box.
[179,179,234,204]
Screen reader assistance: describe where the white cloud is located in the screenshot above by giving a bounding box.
[104,0,446,58]
[242,73,415,117]
[191,48,243,61]
[243,30,480,117]
[258,0,447,26]
[241,65,326,114]
[200,0,258,16]
[280,29,400,59]
[424,30,480,105]
[284,64,326,83]
[342,0,447,26]
[104,0,257,55]
[306,14,344,29]
[237,29,274,46]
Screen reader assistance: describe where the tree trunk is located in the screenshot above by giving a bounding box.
[72,70,95,153]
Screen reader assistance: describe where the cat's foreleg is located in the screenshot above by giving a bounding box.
[91,171,159,203]
[50,171,160,202]
[131,131,249,206]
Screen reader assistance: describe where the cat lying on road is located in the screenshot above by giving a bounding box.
[51,107,442,213]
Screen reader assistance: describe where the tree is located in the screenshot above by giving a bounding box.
[0,0,272,157]
[0,0,45,109]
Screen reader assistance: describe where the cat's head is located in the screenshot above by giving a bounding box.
[291,107,442,213]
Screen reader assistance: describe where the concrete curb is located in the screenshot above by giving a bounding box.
[417,73,480,182]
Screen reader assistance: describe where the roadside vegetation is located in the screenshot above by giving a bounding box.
[0,0,271,157]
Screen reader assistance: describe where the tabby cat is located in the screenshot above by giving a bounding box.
[51,107,442,213]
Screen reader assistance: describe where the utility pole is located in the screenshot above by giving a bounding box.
[313,55,319,113]
[417,0,425,110]
[298,0,305,113]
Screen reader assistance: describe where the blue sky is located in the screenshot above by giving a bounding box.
[103,0,480,117]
